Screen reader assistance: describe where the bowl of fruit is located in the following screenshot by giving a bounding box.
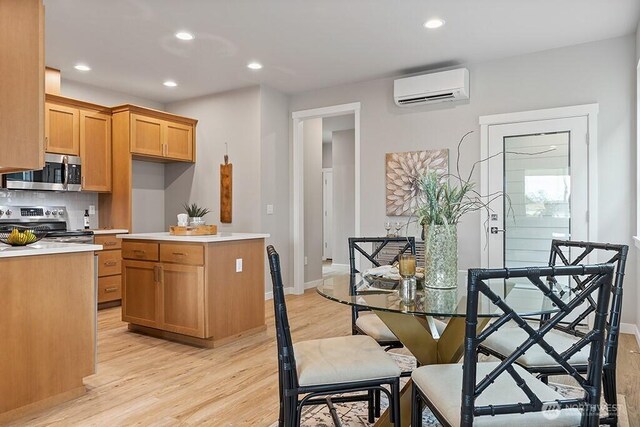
[0,226,48,246]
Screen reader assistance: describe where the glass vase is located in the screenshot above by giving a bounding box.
[423,224,458,289]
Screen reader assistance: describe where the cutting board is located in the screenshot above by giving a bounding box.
[169,225,218,236]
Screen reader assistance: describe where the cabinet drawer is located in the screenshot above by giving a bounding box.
[98,250,122,277]
[122,242,159,261]
[95,234,122,250]
[98,275,122,303]
[160,243,204,265]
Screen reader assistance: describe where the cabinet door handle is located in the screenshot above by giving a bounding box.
[45,136,49,150]
[104,241,117,246]
[104,260,117,267]
[153,265,159,283]
[133,249,146,257]
[172,252,186,256]
[104,287,118,293]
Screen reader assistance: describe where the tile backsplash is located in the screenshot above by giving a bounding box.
[0,190,99,230]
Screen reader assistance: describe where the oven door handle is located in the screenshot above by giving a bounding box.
[62,156,69,190]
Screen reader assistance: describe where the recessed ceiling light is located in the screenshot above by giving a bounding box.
[175,31,194,41]
[163,80,178,87]
[74,64,91,71]
[247,62,263,70]
[424,18,445,29]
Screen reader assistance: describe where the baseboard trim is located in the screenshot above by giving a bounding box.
[620,322,640,349]
[330,263,350,269]
[265,287,296,300]
[304,279,323,290]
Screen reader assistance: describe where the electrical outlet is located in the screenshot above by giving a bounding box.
[89,205,96,215]
[304,256,308,265]
[266,204,274,215]
[236,258,243,273]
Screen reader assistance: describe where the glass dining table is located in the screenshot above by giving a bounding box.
[317,273,567,426]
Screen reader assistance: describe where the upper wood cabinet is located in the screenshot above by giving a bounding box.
[0,0,45,173]
[45,95,113,192]
[117,105,197,162]
[45,102,80,155]
[80,111,112,192]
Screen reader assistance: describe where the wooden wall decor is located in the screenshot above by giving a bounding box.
[220,145,232,223]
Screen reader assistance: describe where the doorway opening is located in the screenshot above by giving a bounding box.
[291,103,361,294]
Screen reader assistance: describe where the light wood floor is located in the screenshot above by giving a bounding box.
[8,289,640,426]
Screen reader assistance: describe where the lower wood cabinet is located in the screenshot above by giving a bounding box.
[122,259,205,337]
[95,233,124,306]
[121,238,266,347]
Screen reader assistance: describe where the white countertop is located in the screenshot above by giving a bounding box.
[91,229,129,235]
[0,241,103,259]
[117,232,270,243]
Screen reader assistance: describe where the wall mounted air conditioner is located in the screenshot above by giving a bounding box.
[393,68,469,107]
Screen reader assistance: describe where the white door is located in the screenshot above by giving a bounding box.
[485,117,590,286]
[322,169,333,260]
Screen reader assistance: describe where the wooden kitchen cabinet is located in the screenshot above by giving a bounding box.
[160,263,205,337]
[130,113,164,157]
[80,110,112,192]
[0,0,45,173]
[45,102,80,155]
[95,232,124,306]
[116,105,196,162]
[45,95,113,192]
[122,259,159,328]
[165,121,194,161]
[121,238,266,346]
[99,105,197,230]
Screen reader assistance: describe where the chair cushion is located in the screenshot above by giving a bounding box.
[294,335,401,387]
[482,324,589,368]
[412,362,582,427]
[356,313,447,342]
[356,313,398,341]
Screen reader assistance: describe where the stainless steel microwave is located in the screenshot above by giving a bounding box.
[3,153,82,191]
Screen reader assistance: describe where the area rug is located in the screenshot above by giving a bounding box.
[270,353,630,427]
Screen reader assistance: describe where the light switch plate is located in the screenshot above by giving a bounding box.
[304,256,308,265]
[236,258,243,272]
[89,205,96,215]
[266,204,274,215]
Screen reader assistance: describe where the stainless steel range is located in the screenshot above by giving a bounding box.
[0,205,94,243]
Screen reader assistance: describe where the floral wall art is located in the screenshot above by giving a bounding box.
[385,149,449,216]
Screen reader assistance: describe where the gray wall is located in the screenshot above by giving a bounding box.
[61,79,165,110]
[290,34,638,325]
[132,161,166,232]
[322,144,332,168]
[164,86,262,233]
[260,85,291,292]
[331,129,355,265]
[303,118,323,283]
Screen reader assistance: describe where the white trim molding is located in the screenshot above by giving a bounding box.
[291,102,361,295]
[265,287,296,300]
[620,322,640,349]
[479,104,599,268]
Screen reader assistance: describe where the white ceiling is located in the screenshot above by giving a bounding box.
[44,0,640,103]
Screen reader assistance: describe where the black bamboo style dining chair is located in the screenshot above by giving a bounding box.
[267,245,402,426]
[411,263,615,427]
[347,237,416,349]
[480,240,628,426]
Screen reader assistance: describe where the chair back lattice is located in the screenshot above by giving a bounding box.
[462,264,615,427]
[347,237,416,330]
[347,237,416,275]
[267,245,299,399]
[548,240,628,365]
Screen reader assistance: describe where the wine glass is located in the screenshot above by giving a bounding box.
[394,222,403,237]
[384,221,392,236]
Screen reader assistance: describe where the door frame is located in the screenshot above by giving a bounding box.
[291,102,361,295]
[322,168,333,261]
[479,104,599,268]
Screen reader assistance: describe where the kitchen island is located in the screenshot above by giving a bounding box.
[0,241,102,421]
[118,232,269,348]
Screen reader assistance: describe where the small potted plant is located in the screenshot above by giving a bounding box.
[183,203,211,226]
